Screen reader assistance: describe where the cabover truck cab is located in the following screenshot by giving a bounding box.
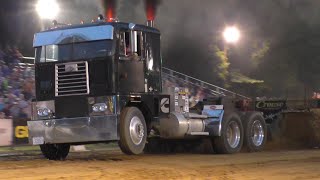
[28,21,267,160]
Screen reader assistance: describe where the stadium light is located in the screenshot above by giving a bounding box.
[36,0,60,20]
[223,26,240,44]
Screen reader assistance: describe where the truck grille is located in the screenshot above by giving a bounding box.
[55,61,90,96]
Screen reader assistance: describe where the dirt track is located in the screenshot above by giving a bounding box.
[0,107,318,179]
[0,148,320,180]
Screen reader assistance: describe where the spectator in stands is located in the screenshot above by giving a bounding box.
[17,99,28,119]
[22,78,34,101]
[2,64,11,77]
[21,103,31,119]
[2,103,13,118]
[9,101,20,118]
[7,90,17,104]
[23,66,33,78]
[1,78,8,93]
[18,94,28,111]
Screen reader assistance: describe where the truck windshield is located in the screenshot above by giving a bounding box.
[35,40,113,63]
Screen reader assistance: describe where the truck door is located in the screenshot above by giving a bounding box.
[118,30,145,93]
[145,33,161,93]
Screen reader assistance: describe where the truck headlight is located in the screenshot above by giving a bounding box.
[37,107,52,117]
[88,96,114,116]
[92,103,108,112]
[99,104,107,112]
[92,105,99,112]
[32,100,55,120]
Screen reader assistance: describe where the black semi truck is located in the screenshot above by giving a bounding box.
[27,20,267,160]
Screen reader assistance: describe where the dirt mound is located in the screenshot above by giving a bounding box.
[266,110,320,150]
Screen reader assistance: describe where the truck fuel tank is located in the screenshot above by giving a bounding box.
[159,112,206,139]
[159,105,224,139]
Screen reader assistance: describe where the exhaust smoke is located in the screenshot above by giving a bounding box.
[101,0,117,22]
[144,0,161,27]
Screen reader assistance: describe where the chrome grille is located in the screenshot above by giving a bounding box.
[55,61,89,96]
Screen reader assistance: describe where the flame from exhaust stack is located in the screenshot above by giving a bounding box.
[101,0,117,22]
[144,0,161,21]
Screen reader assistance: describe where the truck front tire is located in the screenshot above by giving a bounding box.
[40,144,70,160]
[119,107,147,155]
[213,112,244,154]
[243,112,267,152]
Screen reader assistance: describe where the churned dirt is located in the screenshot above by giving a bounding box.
[0,148,320,180]
[276,109,320,149]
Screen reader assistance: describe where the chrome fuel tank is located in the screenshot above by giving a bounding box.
[159,105,225,139]
[159,112,205,139]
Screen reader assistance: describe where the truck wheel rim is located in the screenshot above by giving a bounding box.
[129,116,144,145]
[226,121,241,148]
[251,120,264,146]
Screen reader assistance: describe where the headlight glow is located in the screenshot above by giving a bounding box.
[42,108,49,116]
[37,107,52,117]
[99,104,107,112]
[33,100,55,120]
[88,96,114,116]
[37,109,43,116]
[92,103,108,112]
[92,105,100,112]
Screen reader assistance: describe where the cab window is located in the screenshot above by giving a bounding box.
[119,31,144,61]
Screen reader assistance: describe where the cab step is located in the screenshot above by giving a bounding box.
[188,132,210,136]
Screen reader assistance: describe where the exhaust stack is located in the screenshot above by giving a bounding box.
[147,20,154,27]
[101,0,117,22]
[144,0,161,27]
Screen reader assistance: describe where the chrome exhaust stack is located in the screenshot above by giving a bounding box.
[147,20,155,28]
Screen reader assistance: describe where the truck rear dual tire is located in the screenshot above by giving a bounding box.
[243,112,267,152]
[119,107,147,155]
[40,144,70,160]
[213,112,244,154]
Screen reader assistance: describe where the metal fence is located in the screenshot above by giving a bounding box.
[162,67,250,99]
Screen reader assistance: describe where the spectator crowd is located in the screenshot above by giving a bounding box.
[0,46,34,119]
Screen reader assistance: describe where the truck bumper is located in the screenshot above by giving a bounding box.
[27,115,118,145]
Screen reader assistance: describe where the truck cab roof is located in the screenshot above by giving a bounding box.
[34,21,160,47]
[42,21,160,34]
